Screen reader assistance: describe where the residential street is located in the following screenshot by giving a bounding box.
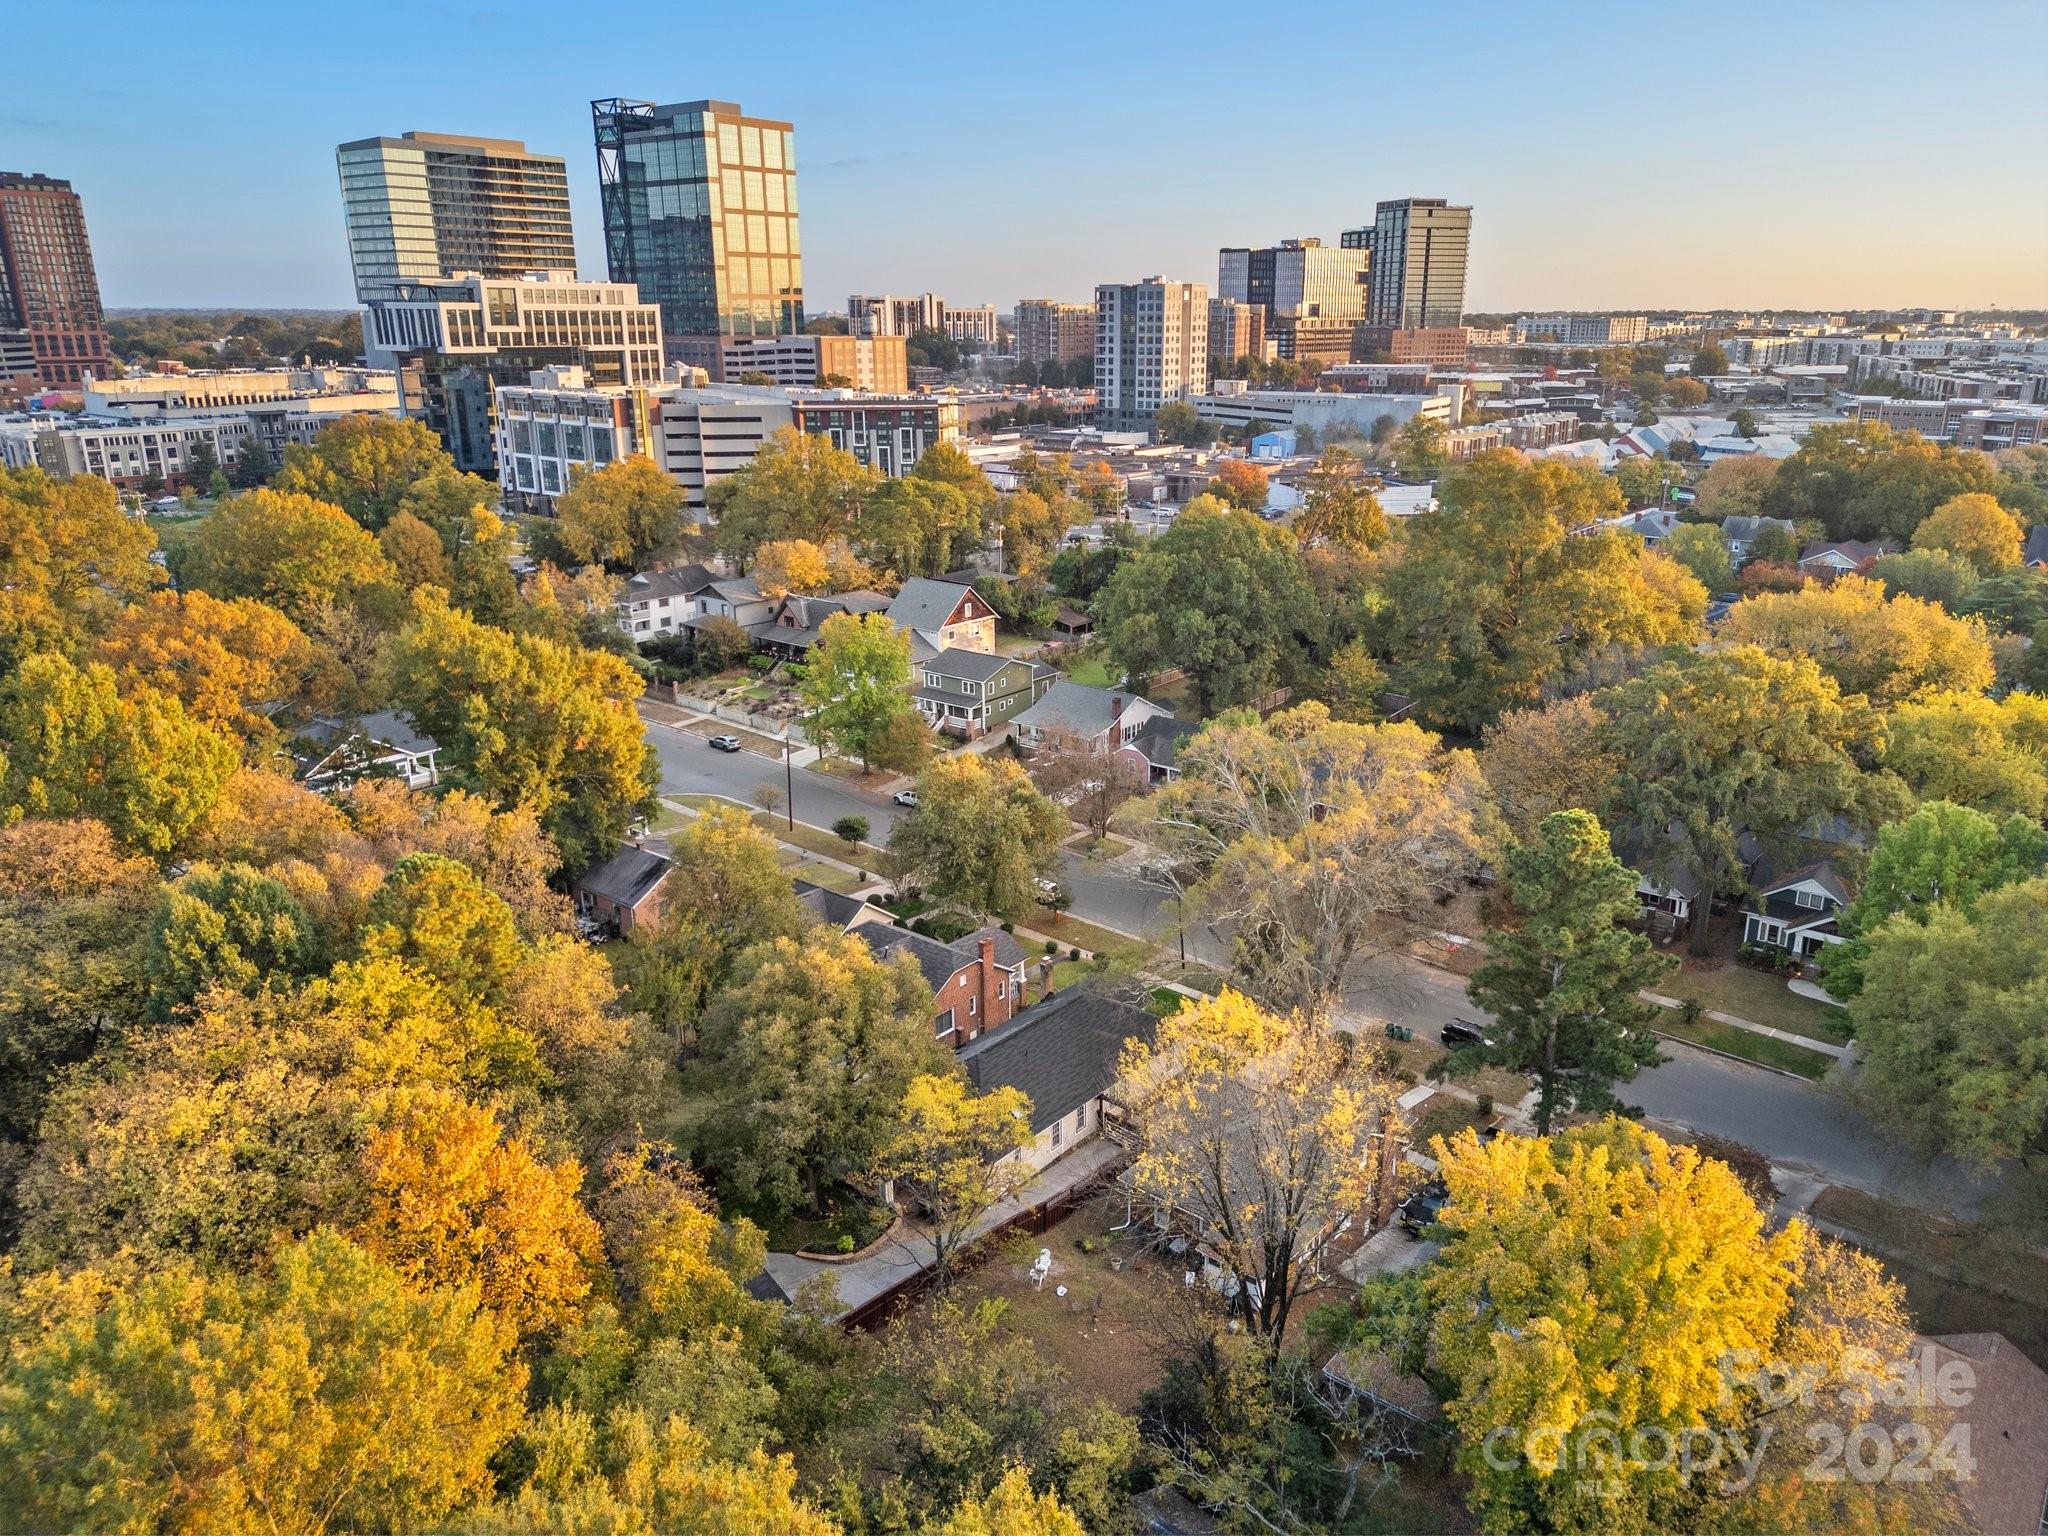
[644,716,2000,1215]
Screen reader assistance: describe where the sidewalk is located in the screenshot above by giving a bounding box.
[1640,990,1849,1060]
[762,1137,1124,1319]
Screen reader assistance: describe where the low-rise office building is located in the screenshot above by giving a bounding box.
[496,368,652,514]
[1189,382,1452,438]
[721,332,907,391]
[1516,314,1649,345]
[365,270,663,474]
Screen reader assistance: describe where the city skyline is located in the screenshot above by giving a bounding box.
[9,0,2046,314]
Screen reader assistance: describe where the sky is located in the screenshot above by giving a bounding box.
[11,0,2046,315]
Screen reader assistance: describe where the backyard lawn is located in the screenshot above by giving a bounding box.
[1656,959,1852,1044]
[1061,654,1114,688]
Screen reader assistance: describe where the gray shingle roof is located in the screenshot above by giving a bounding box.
[886,576,976,633]
[575,844,672,908]
[1014,678,1149,740]
[958,987,1157,1133]
[1127,715,1200,771]
[858,926,977,993]
[793,879,869,931]
[2024,525,2048,568]
[922,646,1016,683]
[622,563,716,602]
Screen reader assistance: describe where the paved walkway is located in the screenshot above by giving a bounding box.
[762,1138,1125,1319]
[1640,990,1850,1060]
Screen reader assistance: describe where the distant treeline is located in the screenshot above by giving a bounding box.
[105,310,363,370]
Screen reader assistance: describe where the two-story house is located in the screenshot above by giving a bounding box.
[615,563,716,639]
[913,649,1057,738]
[1740,859,1851,961]
[856,924,1031,1046]
[885,576,997,661]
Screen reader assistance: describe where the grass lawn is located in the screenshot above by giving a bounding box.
[1070,833,1133,860]
[754,813,887,872]
[1048,958,1100,991]
[1651,1011,1834,1080]
[1147,986,1187,1018]
[778,852,865,894]
[1408,1092,1486,1151]
[1025,907,1146,962]
[1657,960,1853,1044]
[1061,655,1114,688]
[646,803,692,836]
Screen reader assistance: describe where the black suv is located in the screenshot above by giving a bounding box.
[1440,1018,1494,1050]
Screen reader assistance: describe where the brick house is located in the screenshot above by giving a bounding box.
[571,843,672,934]
[913,648,1057,738]
[856,924,1030,1046]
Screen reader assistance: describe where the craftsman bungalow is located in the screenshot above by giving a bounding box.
[958,987,1158,1173]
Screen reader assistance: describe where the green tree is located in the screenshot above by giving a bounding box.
[1764,420,2007,543]
[612,806,810,1048]
[1383,450,1703,732]
[0,1228,526,1536]
[799,610,917,772]
[1692,342,1729,375]
[555,456,688,569]
[693,929,945,1215]
[1744,519,1800,565]
[173,488,397,623]
[905,325,961,372]
[1598,647,1877,953]
[909,439,998,527]
[0,653,241,858]
[856,476,981,577]
[0,467,160,668]
[1393,413,1448,474]
[708,427,879,565]
[144,860,321,1019]
[1730,406,1760,438]
[1871,546,1979,610]
[384,592,657,870]
[888,754,1068,921]
[1096,497,1320,713]
[1291,446,1390,550]
[361,852,525,1005]
[1152,400,1213,446]
[274,413,458,529]
[1819,800,2046,999]
[1659,521,1733,592]
[833,813,870,849]
[1852,876,2048,1166]
[1321,638,1386,723]
[1613,455,1680,508]
[1460,811,1668,1131]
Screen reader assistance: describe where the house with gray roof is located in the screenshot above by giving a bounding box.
[572,843,672,934]
[914,647,1057,738]
[295,710,441,792]
[1014,678,1170,755]
[885,576,996,660]
[2024,525,2048,570]
[958,986,1158,1173]
[615,563,717,638]
[856,922,1031,1046]
[1740,858,1851,961]
[1719,515,1798,564]
[1117,714,1202,784]
[749,589,893,659]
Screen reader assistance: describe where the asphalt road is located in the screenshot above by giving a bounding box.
[644,716,1999,1212]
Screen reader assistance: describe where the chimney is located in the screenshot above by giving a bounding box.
[978,934,1004,1033]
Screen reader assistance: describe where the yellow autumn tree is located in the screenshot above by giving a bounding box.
[877,1072,1035,1286]
[95,587,333,747]
[752,537,835,597]
[0,1229,526,1536]
[1715,574,1994,706]
[919,1466,1088,1536]
[352,1087,606,1339]
[1113,989,1404,1343]
[1910,490,2024,573]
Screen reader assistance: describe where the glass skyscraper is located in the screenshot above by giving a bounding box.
[591,98,803,359]
[1344,198,1471,331]
[334,132,575,305]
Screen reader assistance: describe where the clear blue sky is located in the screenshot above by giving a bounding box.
[13,0,2046,313]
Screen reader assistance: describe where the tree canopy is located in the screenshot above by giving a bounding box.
[1714,573,1994,706]
[555,456,688,569]
[275,414,458,530]
[888,754,1068,921]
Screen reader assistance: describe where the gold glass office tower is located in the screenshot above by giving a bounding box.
[592,98,803,367]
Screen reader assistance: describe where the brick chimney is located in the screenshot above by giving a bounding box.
[978,934,1005,1032]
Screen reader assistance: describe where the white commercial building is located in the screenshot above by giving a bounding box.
[1188,383,1452,439]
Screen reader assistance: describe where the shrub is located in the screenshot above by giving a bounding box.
[832,814,869,848]
[1069,946,1082,961]
[746,655,773,674]
[1679,998,1705,1026]
[1044,940,1058,955]
[1476,1093,1495,1117]
[836,1233,855,1254]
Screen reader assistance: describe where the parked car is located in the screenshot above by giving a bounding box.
[707,734,743,753]
[893,788,919,807]
[1033,875,1070,906]
[1397,1179,1449,1237]
[1439,1018,1494,1050]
